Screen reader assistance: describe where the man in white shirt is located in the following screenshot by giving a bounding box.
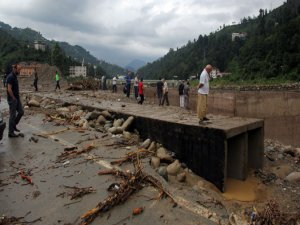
[161,78,169,106]
[112,76,117,93]
[197,64,212,123]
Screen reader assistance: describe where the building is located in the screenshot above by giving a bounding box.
[34,41,46,51]
[18,62,41,78]
[69,66,87,77]
[231,32,247,41]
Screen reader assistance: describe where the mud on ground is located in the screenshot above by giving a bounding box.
[0,79,300,225]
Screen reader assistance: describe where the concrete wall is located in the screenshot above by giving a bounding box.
[208,91,300,147]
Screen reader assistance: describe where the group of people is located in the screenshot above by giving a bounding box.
[156,64,211,124]
[0,65,62,141]
[0,63,212,141]
[123,73,144,104]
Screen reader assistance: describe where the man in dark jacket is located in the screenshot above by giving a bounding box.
[6,64,24,137]
[156,77,163,105]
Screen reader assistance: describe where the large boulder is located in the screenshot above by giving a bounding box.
[101,110,112,119]
[148,141,157,152]
[167,160,181,175]
[121,116,134,131]
[113,118,124,127]
[28,99,40,107]
[85,111,100,121]
[157,166,168,181]
[108,126,123,134]
[141,139,151,149]
[96,115,107,125]
[285,172,300,183]
[176,172,186,182]
[157,147,173,162]
[151,157,160,169]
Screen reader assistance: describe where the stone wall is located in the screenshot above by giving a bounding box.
[209,90,300,147]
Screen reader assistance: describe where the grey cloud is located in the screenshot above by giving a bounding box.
[0,0,285,67]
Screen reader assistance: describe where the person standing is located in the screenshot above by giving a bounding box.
[178,80,184,108]
[3,73,7,87]
[55,71,60,90]
[183,80,190,109]
[161,78,169,106]
[138,77,144,104]
[197,64,212,123]
[112,76,117,93]
[125,72,131,98]
[0,92,6,141]
[134,75,139,99]
[156,77,163,106]
[6,64,24,137]
[33,68,38,91]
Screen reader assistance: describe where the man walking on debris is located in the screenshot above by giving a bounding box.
[134,74,139,99]
[112,75,117,93]
[156,77,163,105]
[55,71,60,90]
[178,80,184,108]
[125,72,131,98]
[33,68,38,91]
[184,79,190,109]
[0,92,6,141]
[197,64,212,124]
[161,78,169,106]
[6,64,24,137]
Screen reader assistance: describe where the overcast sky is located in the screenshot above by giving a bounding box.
[0,0,285,67]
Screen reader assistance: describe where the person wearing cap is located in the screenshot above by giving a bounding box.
[197,64,212,124]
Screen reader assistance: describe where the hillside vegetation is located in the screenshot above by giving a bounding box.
[138,0,300,82]
[0,21,124,77]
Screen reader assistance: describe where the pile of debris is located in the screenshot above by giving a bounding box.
[66,79,100,91]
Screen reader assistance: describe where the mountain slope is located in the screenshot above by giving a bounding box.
[0,21,124,75]
[138,0,300,81]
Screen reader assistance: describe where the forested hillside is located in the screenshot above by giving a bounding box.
[138,0,300,81]
[0,21,124,76]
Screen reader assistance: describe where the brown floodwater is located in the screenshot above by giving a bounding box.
[222,177,260,202]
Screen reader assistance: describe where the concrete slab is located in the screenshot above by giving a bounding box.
[0,106,226,225]
[30,92,264,192]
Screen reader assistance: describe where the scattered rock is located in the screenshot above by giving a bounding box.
[96,115,107,125]
[121,116,134,131]
[157,147,173,162]
[283,148,296,157]
[86,111,101,120]
[141,139,151,149]
[157,166,168,181]
[123,131,131,139]
[167,160,181,175]
[101,110,112,119]
[56,107,70,113]
[176,172,186,182]
[285,172,300,183]
[108,127,123,134]
[108,127,117,134]
[28,99,40,107]
[104,123,113,130]
[82,119,89,129]
[151,157,160,169]
[113,118,124,127]
[148,141,156,152]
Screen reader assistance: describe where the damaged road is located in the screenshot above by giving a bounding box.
[0,99,224,225]
[1,91,300,225]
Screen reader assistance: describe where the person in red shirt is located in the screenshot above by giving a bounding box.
[138,78,144,104]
